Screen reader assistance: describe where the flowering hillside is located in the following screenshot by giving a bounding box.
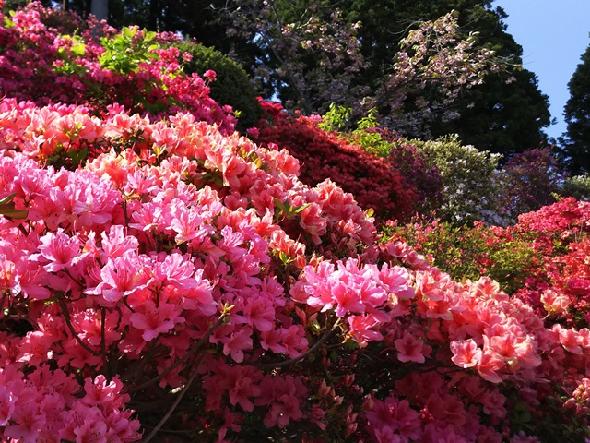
[0,3,589,442]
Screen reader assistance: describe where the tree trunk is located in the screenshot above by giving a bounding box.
[148,0,161,31]
[90,0,108,20]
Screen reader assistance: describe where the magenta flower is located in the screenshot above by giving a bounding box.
[450,339,482,368]
[395,332,426,364]
[88,252,149,303]
[35,229,80,272]
[129,301,184,342]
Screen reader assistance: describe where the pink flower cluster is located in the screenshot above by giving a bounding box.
[510,200,590,329]
[0,364,140,442]
[394,198,590,437]
[293,257,547,385]
[0,99,382,440]
[293,243,590,439]
[514,197,590,237]
[2,101,590,439]
[0,3,235,132]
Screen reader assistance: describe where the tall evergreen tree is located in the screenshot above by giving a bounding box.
[562,41,590,173]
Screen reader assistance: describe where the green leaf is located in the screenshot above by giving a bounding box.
[0,207,28,220]
[122,27,137,39]
[0,193,16,206]
[292,203,310,215]
[278,251,292,266]
[4,16,15,29]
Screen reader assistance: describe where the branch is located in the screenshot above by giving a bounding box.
[259,324,339,369]
[142,371,198,443]
[100,306,113,379]
[56,296,100,356]
[129,310,229,393]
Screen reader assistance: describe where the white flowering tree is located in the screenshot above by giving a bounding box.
[222,4,499,135]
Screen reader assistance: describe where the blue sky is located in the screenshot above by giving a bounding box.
[493,0,590,140]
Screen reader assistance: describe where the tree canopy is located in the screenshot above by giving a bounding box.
[33,0,551,155]
[562,41,590,174]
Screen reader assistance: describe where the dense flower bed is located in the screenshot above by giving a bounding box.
[393,198,590,334]
[0,99,589,441]
[0,2,235,132]
[392,198,590,289]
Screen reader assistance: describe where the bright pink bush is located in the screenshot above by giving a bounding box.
[0,3,235,132]
[504,199,590,333]
[254,100,419,221]
[514,197,590,237]
[1,101,590,440]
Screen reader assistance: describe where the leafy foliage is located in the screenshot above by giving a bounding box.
[387,219,539,294]
[563,175,590,201]
[562,42,590,174]
[337,0,550,153]
[0,3,236,131]
[176,41,261,129]
[98,26,159,73]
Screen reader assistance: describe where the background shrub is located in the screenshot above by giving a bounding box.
[319,105,504,223]
[177,41,261,129]
[387,219,540,294]
[497,148,561,221]
[255,100,419,221]
[562,174,590,201]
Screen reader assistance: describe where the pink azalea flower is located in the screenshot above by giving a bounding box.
[222,328,253,363]
[34,229,80,272]
[395,332,426,364]
[451,339,482,368]
[88,252,149,303]
[333,282,364,317]
[236,297,275,332]
[203,69,217,81]
[129,301,184,341]
[347,315,384,346]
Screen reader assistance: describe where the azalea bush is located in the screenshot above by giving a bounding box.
[253,100,419,222]
[400,135,503,223]
[1,98,590,442]
[393,197,590,331]
[497,148,561,222]
[386,219,540,294]
[0,2,235,131]
[320,104,570,225]
[509,198,590,329]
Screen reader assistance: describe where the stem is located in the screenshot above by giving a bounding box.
[64,268,83,287]
[17,223,28,236]
[57,296,99,356]
[122,199,130,226]
[143,371,198,443]
[100,306,112,379]
[129,312,227,393]
[260,325,339,369]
